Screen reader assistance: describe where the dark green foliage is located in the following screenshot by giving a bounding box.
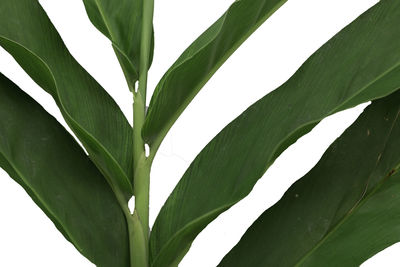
[220,91,400,267]
[0,0,134,197]
[150,1,400,265]
[0,74,130,267]
[1,0,399,266]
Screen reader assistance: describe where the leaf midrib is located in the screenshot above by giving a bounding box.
[92,0,114,40]
[151,202,235,267]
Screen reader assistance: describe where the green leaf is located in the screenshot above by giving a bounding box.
[219,91,400,267]
[0,0,133,197]
[149,1,400,266]
[143,0,287,148]
[0,73,129,267]
[82,0,154,90]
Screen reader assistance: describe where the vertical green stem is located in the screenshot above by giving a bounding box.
[130,0,154,266]
[126,211,149,267]
[133,93,149,231]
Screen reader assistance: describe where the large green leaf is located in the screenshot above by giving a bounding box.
[149,1,400,266]
[219,90,400,267]
[82,0,154,90]
[143,0,287,148]
[0,0,133,197]
[0,73,129,267]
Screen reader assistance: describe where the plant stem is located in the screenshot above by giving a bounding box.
[130,93,150,266]
[133,92,149,230]
[130,0,154,266]
[126,211,149,267]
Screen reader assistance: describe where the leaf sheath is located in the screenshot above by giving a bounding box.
[82,0,154,90]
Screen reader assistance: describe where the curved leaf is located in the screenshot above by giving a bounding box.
[82,0,154,89]
[0,0,133,197]
[143,0,287,147]
[149,1,400,266]
[0,73,129,267]
[219,91,400,267]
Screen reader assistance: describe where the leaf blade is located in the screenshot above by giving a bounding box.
[0,0,133,196]
[149,1,400,265]
[219,91,400,267]
[143,0,287,147]
[0,73,129,267]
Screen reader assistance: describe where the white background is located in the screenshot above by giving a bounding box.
[0,0,399,266]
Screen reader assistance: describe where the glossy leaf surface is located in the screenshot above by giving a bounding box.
[0,73,129,267]
[220,91,400,267]
[0,0,133,196]
[82,0,154,89]
[150,1,400,266]
[143,0,287,147]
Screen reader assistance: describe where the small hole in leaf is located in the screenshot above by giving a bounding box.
[128,196,135,214]
[134,81,139,93]
[145,144,150,158]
